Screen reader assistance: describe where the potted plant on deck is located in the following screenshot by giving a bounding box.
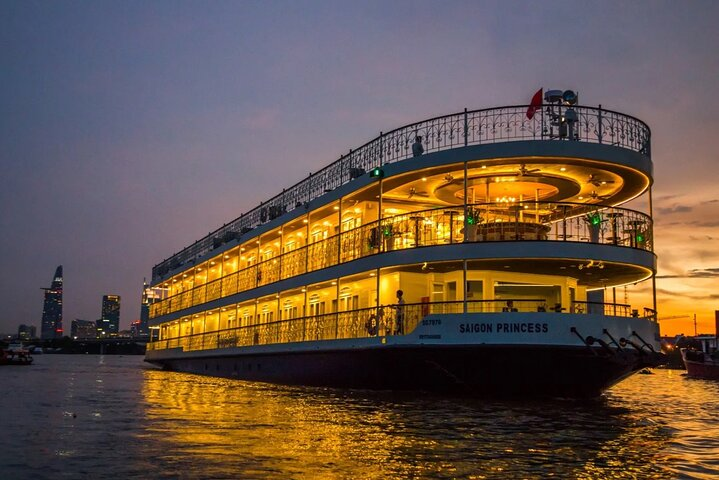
[463,208,481,242]
[382,222,397,251]
[367,226,381,252]
[583,211,606,243]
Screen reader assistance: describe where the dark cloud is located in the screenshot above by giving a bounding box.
[657,219,719,228]
[685,235,717,241]
[689,268,719,278]
[654,194,681,203]
[656,205,693,215]
[658,268,719,279]
[656,288,719,301]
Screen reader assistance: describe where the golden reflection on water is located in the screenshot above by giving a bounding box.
[141,368,719,479]
[606,369,719,480]
[141,370,407,479]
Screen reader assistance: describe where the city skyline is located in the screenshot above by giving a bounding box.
[2,1,719,336]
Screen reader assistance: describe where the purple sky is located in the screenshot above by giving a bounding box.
[2,0,718,336]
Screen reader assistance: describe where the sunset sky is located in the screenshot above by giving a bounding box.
[2,0,718,336]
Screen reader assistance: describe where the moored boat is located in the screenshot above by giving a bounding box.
[1,348,33,366]
[681,348,719,380]
[144,89,666,397]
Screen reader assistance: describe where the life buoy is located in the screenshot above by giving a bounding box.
[365,314,378,336]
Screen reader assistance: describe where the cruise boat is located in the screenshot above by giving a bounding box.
[145,90,665,397]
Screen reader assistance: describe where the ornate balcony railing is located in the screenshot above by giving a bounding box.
[147,299,649,353]
[152,104,651,280]
[149,202,653,319]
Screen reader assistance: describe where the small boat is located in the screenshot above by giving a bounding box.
[681,348,719,380]
[1,347,34,366]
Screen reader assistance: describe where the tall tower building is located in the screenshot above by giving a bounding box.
[41,265,63,339]
[139,280,151,337]
[101,295,121,336]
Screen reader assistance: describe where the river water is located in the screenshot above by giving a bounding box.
[1,355,717,479]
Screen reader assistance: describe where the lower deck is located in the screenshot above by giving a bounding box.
[146,311,665,397]
[148,301,657,355]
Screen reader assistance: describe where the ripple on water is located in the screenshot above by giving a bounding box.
[1,356,718,479]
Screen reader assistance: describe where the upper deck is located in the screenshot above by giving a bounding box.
[152,104,651,282]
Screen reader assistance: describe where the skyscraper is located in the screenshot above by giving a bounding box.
[138,280,152,337]
[41,265,63,339]
[101,295,121,336]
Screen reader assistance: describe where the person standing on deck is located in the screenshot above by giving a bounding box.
[412,136,424,157]
[394,290,405,335]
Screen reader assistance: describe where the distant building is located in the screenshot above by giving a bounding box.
[118,329,133,338]
[138,280,152,337]
[101,295,121,336]
[71,319,97,340]
[41,266,63,339]
[18,324,37,340]
[130,320,142,338]
[95,317,111,338]
[692,334,717,354]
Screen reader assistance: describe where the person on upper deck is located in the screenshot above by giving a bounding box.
[412,136,424,157]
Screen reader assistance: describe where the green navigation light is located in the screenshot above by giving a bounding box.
[369,167,384,178]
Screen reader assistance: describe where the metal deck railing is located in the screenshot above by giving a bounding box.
[149,201,653,319]
[151,104,651,280]
[147,299,651,353]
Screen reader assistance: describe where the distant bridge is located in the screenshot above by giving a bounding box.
[39,337,148,355]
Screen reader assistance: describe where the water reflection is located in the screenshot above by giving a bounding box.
[4,356,717,479]
[140,368,712,479]
[607,370,719,480]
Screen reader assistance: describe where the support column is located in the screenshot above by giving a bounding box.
[302,286,308,341]
[463,161,468,239]
[649,187,657,316]
[304,212,310,274]
[463,260,468,314]
[375,268,380,309]
[337,199,342,265]
[378,177,383,220]
[276,293,281,321]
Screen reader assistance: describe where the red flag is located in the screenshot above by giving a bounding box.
[526,88,543,119]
